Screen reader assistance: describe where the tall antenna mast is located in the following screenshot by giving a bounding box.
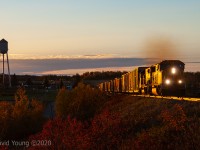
[0,39,11,87]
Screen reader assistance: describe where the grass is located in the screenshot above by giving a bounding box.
[93,94,199,149]
[26,89,58,102]
[1,84,200,149]
[0,88,58,102]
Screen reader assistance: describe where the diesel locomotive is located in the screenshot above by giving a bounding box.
[99,60,185,96]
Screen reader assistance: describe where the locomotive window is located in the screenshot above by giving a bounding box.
[151,67,156,72]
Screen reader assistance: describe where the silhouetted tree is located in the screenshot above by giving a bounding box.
[59,79,64,89]
[72,73,81,88]
[11,73,19,87]
[25,77,33,86]
[43,76,49,88]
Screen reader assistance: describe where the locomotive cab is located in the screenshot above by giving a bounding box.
[144,60,185,96]
[161,61,185,96]
[156,60,185,96]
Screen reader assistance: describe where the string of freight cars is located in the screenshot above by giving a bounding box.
[99,60,186,97]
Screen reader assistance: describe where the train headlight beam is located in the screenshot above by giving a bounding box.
[171,67,176,74]
[178,80,182,84]
[165,79,170,85]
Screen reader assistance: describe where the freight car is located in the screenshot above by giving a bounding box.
[99,60,185,96]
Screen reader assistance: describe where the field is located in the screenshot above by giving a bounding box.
[101,94,200,149]
[0,83,200,149]
[34,84,200,149]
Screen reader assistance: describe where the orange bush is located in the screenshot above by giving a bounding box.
[0,102,13,140]
[55,83,107,121]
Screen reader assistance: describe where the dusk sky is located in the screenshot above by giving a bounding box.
[0,1,199,74]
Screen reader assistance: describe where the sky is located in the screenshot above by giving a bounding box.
[0,0,199,74]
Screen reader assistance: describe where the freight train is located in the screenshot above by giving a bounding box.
[99,60,186,96]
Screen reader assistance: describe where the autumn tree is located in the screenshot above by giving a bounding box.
[55,83,107,121]
[0,102,13,140]
[0,88,44,140]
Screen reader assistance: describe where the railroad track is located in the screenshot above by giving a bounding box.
[130,94,200,102]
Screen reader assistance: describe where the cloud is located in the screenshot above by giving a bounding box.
[9,53,121,60]
[3,56,197,75]
[38,66,141,75]
[8,58,148,75]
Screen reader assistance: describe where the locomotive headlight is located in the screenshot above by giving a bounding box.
[165,79,170,85]
[171,67,176,74]
[178,80,182,84]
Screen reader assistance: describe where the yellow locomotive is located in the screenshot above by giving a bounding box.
[99,60,185,96]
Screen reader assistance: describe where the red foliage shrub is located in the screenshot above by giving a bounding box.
[89,109,123,149]
[29,117,89,150]
[29,109,123,149]
[133,131,162,150]
[161,104,187,131]
[0,145,9,150]
[133,104,188,149]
